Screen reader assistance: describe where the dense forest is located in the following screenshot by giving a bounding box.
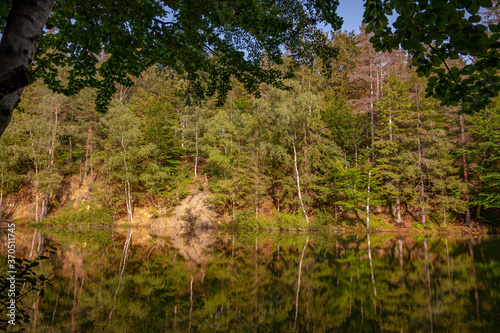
[0,25,499,228]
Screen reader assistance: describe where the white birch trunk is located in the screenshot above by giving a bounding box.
[366,169,372,230]
[0,0,56,137]
[121,138,133,223]
[416,88,426,226]
[293,134,309,223]
[460,114,471,226]
[194,110,198,179]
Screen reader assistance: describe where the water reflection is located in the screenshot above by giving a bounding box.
[1,228,500,332]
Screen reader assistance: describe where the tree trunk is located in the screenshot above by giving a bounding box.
[69,136,73,160]
[84,126,92,179]
[443,202,447,225]
[0,0,55,137]
[35,164,39,223]
[50,105,59,166]
[460,114,471,227]
[366,169,372,230]
[369,63,375,150]
[121,138,133,223]
[396,183,402,224]
[293,133,309,223]
[416,89,426,226]
[254,132,260,219]
[0,168,3,221]
[51,294,59,325]
[90,125,93,180]
[194,110,198,179]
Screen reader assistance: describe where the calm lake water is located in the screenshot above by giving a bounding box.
[1,227,500,332]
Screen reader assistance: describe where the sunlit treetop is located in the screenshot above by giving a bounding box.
[363,0,500,113]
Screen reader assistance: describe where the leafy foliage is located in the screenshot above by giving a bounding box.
[363,0,500,112]
[0,0,343,111]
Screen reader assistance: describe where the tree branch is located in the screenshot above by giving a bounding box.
[427,44,471,96]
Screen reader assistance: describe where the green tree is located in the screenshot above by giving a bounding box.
[98,103,153,222]
[363,0,500,112]
[0,0,342,137]
[469,97,500,215]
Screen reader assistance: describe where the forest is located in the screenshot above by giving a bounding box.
[0,25,499,229]
[0,1,499,229]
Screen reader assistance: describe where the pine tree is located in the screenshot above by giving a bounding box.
[469,97,500,216]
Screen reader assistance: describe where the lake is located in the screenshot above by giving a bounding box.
[1,227,499,332]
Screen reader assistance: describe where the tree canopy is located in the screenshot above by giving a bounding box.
[1,0,500,140]
[363,0,500,113]
[0,0,342,137]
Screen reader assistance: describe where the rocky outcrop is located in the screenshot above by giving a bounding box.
[149,191,218,230]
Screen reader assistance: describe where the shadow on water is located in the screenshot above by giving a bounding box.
[1,227,500,332]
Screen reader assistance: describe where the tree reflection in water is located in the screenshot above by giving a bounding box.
[1,229,499,332]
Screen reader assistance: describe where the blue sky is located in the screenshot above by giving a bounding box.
[336,0,366,33]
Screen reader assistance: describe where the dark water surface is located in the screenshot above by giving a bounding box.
[1,227,500,332]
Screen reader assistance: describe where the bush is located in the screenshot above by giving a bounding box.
[43,204,113,226]
[231,210,312,231]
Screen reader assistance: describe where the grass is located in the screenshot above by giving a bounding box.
[224,211,315,231]
[40,203,113,226]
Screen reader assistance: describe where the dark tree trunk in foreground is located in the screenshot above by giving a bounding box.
[0,0,55,137]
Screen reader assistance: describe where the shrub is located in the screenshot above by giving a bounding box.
[43,204,112,226]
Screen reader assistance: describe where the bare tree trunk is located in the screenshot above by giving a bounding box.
[460,114,471,227]
[84,126,91,179]
[442,192,447,225]
[0,168,3,221]
[0,0,55,137]
[90,125,93,180]
[41,193,48,220]
[366,169,372,230]
[181,108,187,156]
[51,293,60,325]
[370,60,375,150]
[194,110,198,179]
[69,136,73,160]
[35,163,39,223]
[121,138,133,223]
[293,133,309,223]
[294,237,309,330]
[124,179,133,223]
[417,91,426,226]
[254,131,260,219]
[396,183,402,224]
[50,105,59,166]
